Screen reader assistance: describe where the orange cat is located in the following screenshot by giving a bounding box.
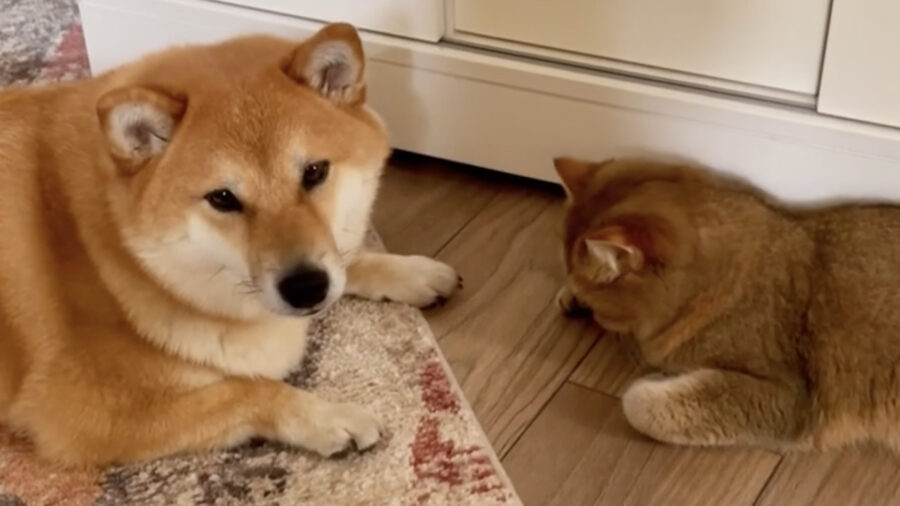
[555,156,900,452]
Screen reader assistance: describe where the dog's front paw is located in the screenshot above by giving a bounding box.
[277,398,382,457]
[381,255,461,308]
[346,253,462,308]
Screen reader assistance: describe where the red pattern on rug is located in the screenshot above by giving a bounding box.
[411,357,509,505]
[39,23,90,82]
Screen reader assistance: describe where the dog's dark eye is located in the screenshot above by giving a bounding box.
[204,189,243,213]
[302,160,330,190]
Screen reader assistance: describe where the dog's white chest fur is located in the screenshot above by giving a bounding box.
[132,310,309,379]
[153,315,312,380]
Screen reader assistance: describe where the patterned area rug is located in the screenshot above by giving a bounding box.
[0,1,521,505]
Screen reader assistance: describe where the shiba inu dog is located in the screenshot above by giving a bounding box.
[0,23,460,466]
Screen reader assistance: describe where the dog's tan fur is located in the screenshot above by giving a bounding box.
[555,156,900,452]
[0,24,459,466]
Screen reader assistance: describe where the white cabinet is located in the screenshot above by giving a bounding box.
[218,0,443,41]
[818,0,900,128]
[79,0,900,202]
[451,0,831,95]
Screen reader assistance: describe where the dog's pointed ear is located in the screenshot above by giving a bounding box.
[580,225,645,283]
[285,23,366,105]
[97,86,185,171]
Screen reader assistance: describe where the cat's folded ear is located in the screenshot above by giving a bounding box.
[580,225,645,283]
[578,214,677,283]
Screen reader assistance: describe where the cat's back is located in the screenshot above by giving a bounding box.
[805,205,900,320]
[801,205,900,439]
[803,204,900,365]
[807,204,900,279]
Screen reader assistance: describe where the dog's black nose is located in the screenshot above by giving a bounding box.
[277,266,330,309]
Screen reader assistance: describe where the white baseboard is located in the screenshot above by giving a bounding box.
[78,0,900,202]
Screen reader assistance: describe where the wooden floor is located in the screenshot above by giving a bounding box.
[373,153,900,506]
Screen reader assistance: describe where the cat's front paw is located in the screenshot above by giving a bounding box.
[556,285,590,318]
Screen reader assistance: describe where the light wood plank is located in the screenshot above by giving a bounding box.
[569,334,648,398]
[373,152,499,257]
[504,383,780,506]
[755,447,900,506]
[503,383,654,506]
[620,443,779,506]
[425,188,600,455]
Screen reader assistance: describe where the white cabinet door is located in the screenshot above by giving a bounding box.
[219,0,444,41]
[818,0,900,128]
[452,0,830,94]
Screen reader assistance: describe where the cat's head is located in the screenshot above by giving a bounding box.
[554,157,703,336]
